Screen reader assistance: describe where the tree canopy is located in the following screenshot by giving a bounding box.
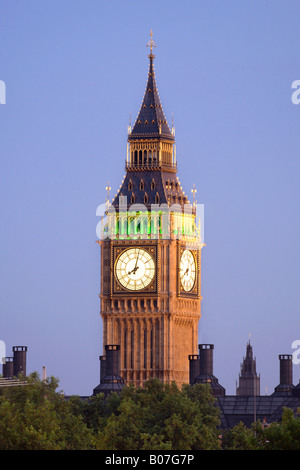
[0,373,299,450]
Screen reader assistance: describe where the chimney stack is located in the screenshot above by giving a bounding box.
[273,354,294,395]
[279,354,293,385]
[99,355,106,383]
[188,354,200,385]
[192,344,226,396]
[105,345,120,377]
[199,344,214,376]
[93,345,124,396]
[2,357,13,379]
[13,346,27,377]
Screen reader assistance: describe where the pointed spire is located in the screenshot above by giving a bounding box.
[236,340,260,396]
[129,31,174,142]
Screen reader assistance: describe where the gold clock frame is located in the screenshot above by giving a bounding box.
[111,242,158,296]
[177,244,200,298]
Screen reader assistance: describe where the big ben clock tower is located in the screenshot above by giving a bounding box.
[97,33,203,388]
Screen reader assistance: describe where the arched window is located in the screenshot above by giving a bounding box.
[151,179,155,190]
[140,179,144,191]
[128,179,133,191]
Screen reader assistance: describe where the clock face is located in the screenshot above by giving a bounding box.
[180,249,196,292]
[115,248,155,291]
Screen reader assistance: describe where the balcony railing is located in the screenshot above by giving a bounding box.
[125,160,177,171]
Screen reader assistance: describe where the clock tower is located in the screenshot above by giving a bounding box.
[97,33,203,388]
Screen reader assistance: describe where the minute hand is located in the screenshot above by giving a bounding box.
[134,250,140,269]
[128,250,140,275]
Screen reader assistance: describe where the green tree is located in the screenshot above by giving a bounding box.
[5,374,299,450]
[96,396,147,450]
[222,407,300,450]
[94,379,221,450]
[258,407,300,450]
[222,421,259,450]
[0,373,95,450]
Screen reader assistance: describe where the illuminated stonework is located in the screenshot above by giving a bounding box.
[98,36,203,387]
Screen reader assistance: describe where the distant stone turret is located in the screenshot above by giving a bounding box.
[236,340,260,396]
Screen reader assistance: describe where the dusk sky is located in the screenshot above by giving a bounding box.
[1,1,300,396]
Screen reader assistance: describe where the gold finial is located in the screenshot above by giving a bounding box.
[105,181,111,201]
[171,113,175,136]
[191,184,197,202]
[147,30,156,56]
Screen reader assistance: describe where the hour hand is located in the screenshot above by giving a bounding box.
[128,266,139,275]
[180,267,189,279]
[183,266,189,275]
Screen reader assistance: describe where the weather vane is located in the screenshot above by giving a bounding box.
[147,30,156,56]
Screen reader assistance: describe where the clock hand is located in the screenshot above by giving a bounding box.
[134,250,140,269]
[128,265,140,275]
[128,251,140,275]
[180,266,189,279]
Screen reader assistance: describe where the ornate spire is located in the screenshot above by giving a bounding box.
[236,340,260,396]
[129,31,174,142]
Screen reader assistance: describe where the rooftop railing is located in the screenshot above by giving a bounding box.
[125,160,177,171]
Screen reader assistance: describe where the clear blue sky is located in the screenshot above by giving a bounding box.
[1,0,300,396]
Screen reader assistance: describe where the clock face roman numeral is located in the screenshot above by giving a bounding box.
[115,248,155,291]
